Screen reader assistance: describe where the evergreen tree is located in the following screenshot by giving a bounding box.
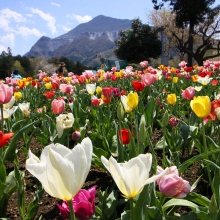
[114,19,161,63]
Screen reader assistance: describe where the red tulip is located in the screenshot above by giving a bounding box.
[181,86,195,100]
[102,87,114,98]
[118,128,133,145]
[0,131,14,148]
[132,80,144,92]
[44,91,55,100]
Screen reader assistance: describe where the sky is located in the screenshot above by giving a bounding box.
[0,0,156,56]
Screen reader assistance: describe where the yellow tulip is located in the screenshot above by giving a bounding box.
[190,96,211,118]
[172,77,178,84]
[96,86,102,95]
[45,82,52,90]
[14,92,22,100]
[127,92,138,109]
[167,94,177,105]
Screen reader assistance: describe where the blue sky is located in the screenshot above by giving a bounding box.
[0,0,156,56]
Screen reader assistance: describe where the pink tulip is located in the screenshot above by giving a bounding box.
[178,61,187,68]
[140,61,148,68]
[57,186,96,220]
[59,84,74,95]
[181,86,195,100]
[51,99,65,114]
[141,73,157,86]
[157,166,190,198]
[0,84,13,104]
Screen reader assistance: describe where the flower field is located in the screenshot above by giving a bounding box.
[1,60,220,220]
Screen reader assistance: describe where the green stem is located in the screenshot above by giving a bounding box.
[129,198,134,220]
[0,104,4,132]
[67,199,76,220]
[201,119,214,194]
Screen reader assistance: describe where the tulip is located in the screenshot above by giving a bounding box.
[141,73,157,86]
[181,86,195,100]
[132,80,144,92]
[14,91,22,100]
[3,96,15,109]
[172,77,178,84]
[44,91,55,100]
[57,186,96,220]
[26,137,93,201]
[72,130,81,141]
[0,84,13,104]
[45,82,52,90]
[56,113,74,138]
[0,130,14,148]
[86,84,96,95]
[169,117,178,127]
[95,86,102,95]
[167,94,177,105]
[18,102,30,117]
[102,87,114,98]
[139,61,148,69]
[60,84,74,95]
[190,96,211,118]
[52,99,65,114]
[1,106,18,119]
[118,128,133,145]
[101,153,168,198]
[157,166,191,198]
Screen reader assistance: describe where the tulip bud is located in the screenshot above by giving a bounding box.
[162,110,169,127]
[72,130,81,141]
[117,102,124,121]
[209,194,218,215]
[169,117,178,127]
[139,115,146,144]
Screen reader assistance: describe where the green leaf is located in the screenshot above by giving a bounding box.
[185,192,210,207]
[0,158,6,183]
[178,148,220,174]
[4,171,17,199]
[3,120,38,162]
[162,199,198,212]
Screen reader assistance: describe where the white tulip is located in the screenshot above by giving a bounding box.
[86,83,96,95]
[121,95,132,113]
[1,106,18,119]
[101,153,168,198]
[3,96,15,109]
[56,113,74,138]
[26,137,93,201]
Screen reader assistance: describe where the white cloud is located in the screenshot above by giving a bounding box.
[51,2,60,7]
[17,26,43,37]
[62,26,71,32]
[0,33,15,47]
[66,14,92,23]
[0,8,26,32]
[30,8,57,35]
[26,14,33,17]
[0,44,7,52]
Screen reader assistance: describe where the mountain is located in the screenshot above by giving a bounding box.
[25,15,132,67]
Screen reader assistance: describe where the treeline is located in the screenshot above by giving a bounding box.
[0,53,93,79]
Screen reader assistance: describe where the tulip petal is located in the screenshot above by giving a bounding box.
[145,167,169,185]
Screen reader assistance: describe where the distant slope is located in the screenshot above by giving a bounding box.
[24,15,132,66]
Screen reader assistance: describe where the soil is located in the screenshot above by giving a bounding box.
[5,128,209,220]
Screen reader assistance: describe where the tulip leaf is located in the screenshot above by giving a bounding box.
[162,199,198,211]
[3,120,38,163]
[185,192,210,207]
[4,171,17,199]
[0,158,6,183]
[178,148,220,174]
[144,98,156,126]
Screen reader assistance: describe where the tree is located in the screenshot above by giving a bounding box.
[152,0,220,66]
[114,19,161,63]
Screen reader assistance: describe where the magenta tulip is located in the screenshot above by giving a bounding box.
[57,186,96,220]
[73,186,96,220]
[181,86,195,100]
[0,84,13,104]
[51,99,65,114]
[157,166,190,198]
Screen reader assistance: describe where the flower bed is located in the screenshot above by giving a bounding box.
[1,60,220,219]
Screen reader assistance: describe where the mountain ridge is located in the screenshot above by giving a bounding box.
[25,15,132,66]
